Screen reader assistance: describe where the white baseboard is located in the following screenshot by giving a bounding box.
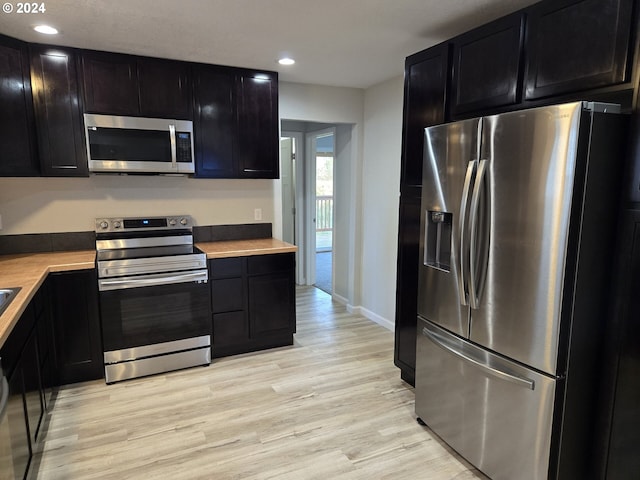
[350,305,394,331]
[332,293,349,306]
[328,294,395,332]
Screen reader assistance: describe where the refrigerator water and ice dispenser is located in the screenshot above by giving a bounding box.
[424,210,452,272]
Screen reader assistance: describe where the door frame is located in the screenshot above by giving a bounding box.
[281,130,305,284]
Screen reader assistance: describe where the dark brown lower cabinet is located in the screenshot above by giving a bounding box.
[0,304,40,480]
[393,194,422,386]
[21,331,44,445]
[596,209,640,478]
[49,270,103,384]
[2,366,31,480]
[210,253,295,357]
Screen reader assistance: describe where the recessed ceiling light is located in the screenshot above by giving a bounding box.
[33,25,59,35]
[278,57,295,66]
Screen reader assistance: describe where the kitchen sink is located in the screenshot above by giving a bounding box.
[0,287,21,317]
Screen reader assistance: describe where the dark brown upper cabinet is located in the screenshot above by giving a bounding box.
[30,45,88,177]
[194,68,279,179]
[524,0,634,100]
[193,64,236,178]
[236,71,279,179]
[0,34,39,176]
[80,51,138,115]
[400,43,450,190]
[81,51,192,119]
[137,58,192,119]
[451,13,524,116]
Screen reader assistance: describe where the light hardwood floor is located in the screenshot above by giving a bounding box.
[32,287,487,480]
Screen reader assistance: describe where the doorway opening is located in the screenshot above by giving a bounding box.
[312,131,334,294]
[280,121,339,295]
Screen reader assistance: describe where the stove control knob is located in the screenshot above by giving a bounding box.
[99,221,109,230]
[180,217,188,226]
[113,221,122,229]
[169,218,177,226]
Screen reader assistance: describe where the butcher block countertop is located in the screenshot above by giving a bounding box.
[197,238,297,258]
[0,239,296,348]
[0,250,96,348]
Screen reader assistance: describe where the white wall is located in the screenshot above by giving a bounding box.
[358,76,404,329]
[0,176,274,234]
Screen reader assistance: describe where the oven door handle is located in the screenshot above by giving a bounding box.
[99,271,208,291]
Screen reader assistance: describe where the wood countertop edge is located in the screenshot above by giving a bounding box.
[0,253,95,349]
[196,239,297,258]
[202,246,298,259]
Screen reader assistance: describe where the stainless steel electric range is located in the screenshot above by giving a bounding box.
[95,215,211,383]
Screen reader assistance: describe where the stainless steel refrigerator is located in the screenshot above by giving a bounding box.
[415,102,627,480]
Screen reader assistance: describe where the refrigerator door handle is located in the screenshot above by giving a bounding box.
[458,160,476,306]
[421,324,536,390]
[469,159,487,309]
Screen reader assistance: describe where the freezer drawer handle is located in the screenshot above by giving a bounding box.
[422,326,535,390]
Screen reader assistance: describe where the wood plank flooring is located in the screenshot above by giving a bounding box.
[31,287,487,480]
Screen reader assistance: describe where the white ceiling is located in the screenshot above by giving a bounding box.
[0,0,538,89]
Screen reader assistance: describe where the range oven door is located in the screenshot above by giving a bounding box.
[99,273,211,353]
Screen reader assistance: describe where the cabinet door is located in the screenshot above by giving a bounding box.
[0,35,39,176]
[1,367,31,480]
[602,210,640,479]
[193,65,236,177]
[35,280,56,410]
[451,13,523,115]
[30,46,88,177]
[211,278,245,313]
[393,195,422,386]
[213,311,248,345]
[21,331,43,445]
[524,0,634,100]
[50,270,103,384]
[401,44,449,189]
[138,58,192,119]
[81,51,139,115]
[236,72,279,178]
[248,271,295,337]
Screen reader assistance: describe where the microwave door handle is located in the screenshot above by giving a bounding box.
[169,124,177,167]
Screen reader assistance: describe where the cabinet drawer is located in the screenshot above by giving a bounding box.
[211,278,244,313]
[247,253,294,275]
[210,257,245,278]
[213,311,248,344]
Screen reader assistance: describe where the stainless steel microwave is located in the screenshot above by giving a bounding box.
[84,114,195,174]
